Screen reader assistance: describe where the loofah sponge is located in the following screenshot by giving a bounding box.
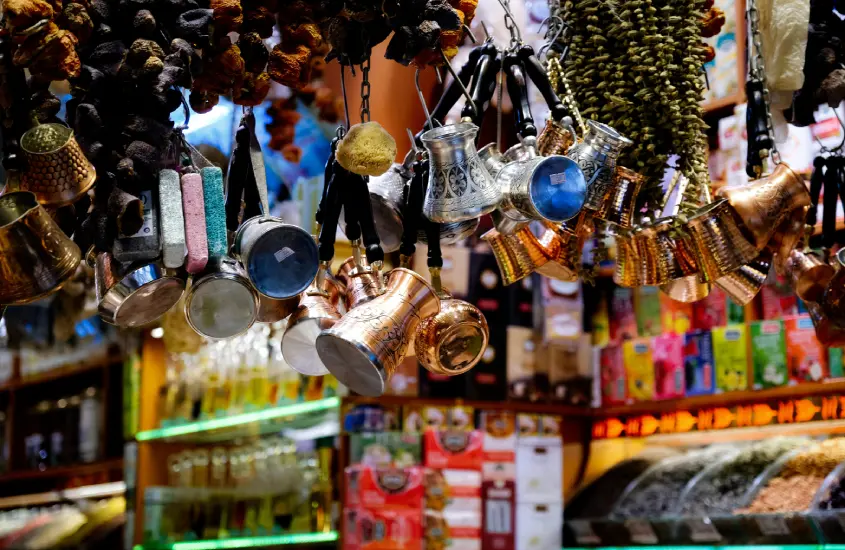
[335,121,397,177]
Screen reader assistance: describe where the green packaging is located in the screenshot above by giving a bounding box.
[830,348,844,379]
[713,324,748,392]
[635,286,662,337]
[727,297,745,324]
[750,320,787,389]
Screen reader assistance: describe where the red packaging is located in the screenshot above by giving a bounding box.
[761,275,799,320]
[693,286,728,330]
[345,465,425,509]
[481,479,516,550]
[653,334,685,399]
[609,287,637,343]
[343,507,423,550]
[424,429,484,470]
[599,344,628,406]
[784,314,829,383]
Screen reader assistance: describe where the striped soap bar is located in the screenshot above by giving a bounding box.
[159,169,186,268]
[181,172,209,273]
[201,166,228,258]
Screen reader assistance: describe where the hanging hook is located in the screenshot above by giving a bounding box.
[480,21,492,42]
[415,66,434,131]
[463,24,478,44]
[439,48,477,117]
[339,64,351,131]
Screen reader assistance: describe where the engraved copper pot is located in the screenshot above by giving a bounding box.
[282,266,345,376]
[634,218,698,286]
[477,143,508,179]
[785,249,834,303]
[535,222,578,282]
[481,225,549,286]
[421,122,501,223]
[316,268,440,396]
[613,227,641,287]
[537,119,575,157]
[768,206,810,273]
[0,191,81,305]
[685,199,758,281]
[822,248,845,328]
[19,123,96,206]
[716,162,810,252]
[336,252,385,310]
[415,294,489,376]
[591,167,644,229]
[660,275,711,303]
[807,300,845,347]
[714,250,773,305]
[565,120,632,212]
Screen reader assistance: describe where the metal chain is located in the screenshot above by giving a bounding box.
[496,0,521,50]
[747,0,781,165]
[548,55,586,136]
[360,56,371,123]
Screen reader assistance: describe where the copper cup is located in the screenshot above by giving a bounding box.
[282,266,345,376]
[336,251,385,310]
[19,123,96,206]
[768,206,810,274]
[613,228,640,287]
[785,249,834,303]
[316,268,440,396]
[481,225,549,286]
[535,222,578,282]
[822,248,845,327]
[537,119,575,157]
[714,250,773,305]
[660,275,711,303]
[0,191,81,304]
[415,295,489,376]
[807,300,845,347]
[716,162,810,251]
[634,218,698,285]
[686,199,758,281]
[590,166,644,229]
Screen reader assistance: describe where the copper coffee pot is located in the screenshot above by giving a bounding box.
[714,250,773,305]
[785,247,835,303]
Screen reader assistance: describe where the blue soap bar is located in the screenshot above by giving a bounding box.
[201,166,228,258]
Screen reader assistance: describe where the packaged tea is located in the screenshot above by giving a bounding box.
[610,287,637,343]
[623,338,654,401]
[784,315,828,383]
[684,330,715,396]
[599,345,627,406]
[712,324,748,392]
[660,294,693,335]
[653,334,684,399]
[635,286,662,337]
[750,321,788,389]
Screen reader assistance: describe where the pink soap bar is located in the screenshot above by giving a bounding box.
[181,172,209,273]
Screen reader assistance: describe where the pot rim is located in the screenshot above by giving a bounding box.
[20,122,74,155]
[421,122,478,144]
[0,191,40,230]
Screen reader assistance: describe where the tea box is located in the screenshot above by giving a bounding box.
[623,338,654,401]
[712,324,748,392]
[599,344,628,406]
[784,315,829,383]
[749,321,787,389]
[653,334,684,399]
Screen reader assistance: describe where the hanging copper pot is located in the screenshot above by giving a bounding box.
[685,199,758,281]
[660,275,711,303]
[415,296,489,376]
[714,250,773,305]
[807,300,845,348]
[613,227,641,287]
[535,222,578,282]
[481,225,549,286]
[785,248,834,303]
[336,247,385,310]
[19,123,96,206]
[537,119,575,157]
[0,191,81,305]
[634,218,698,286]
[590,166,644,229]
[822,248,845,328]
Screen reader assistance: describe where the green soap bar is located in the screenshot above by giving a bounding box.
[201,166,228,258]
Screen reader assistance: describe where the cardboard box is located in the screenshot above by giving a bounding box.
[693,286,728,330]
[468,251,508,327]
[507,276,535,328]
[482,480,516,550]
[660,294,694,335]
[609,287,637,343]
[420,365,465,399]
[480,411,517,466]
[712,324,749,392]
[785,315,829,383]
[761,274,799,320]
[515,502,563,550]
[683,330,715,396]
[516,440,563,503]
[546,336,592,405]
[750,320,788,388]
[424,429,484,471]
[653,334,684,399]
[466,324,507,401]
[623,338,654,401]
[344,508,423,550]
[345,464,425,509]
[414,244,471,298]
[507,326,540,401]
[635,286,662,337]
[831,348,845,379]
[599,344,628,406]
[349,433,422,468]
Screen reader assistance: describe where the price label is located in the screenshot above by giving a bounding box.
[756,515,790,536]
[568,520,601,545]
[687,518,722,542]
[625,519,658,544]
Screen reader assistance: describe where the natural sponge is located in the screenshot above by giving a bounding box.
[336,121,396,177]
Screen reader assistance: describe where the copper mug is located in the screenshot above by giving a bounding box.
[19,122,96,206]
[714,250,773,305]
[535,222,578,282]
[414,268,489,376]
[282,264,345,376]
[537,118,576,157]
[716,162,810,252]
[634,217,698,286]
[768,206,810,273]
[685,199,758,281]
[0,191,81,305]
[481,225,549,286]
[336,242,386,310]
[590,166,644,229]
[785,248,834,303]
[807,300,845,348]
[613,227,641,287]
[316,267,440,396]
[822,248,845,327]
[660,275,711,303]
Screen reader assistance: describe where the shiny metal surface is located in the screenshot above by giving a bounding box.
[566,120,632,211]
[715,250,773,305]
[537,119,575,157]
[686,199,758,281]
[591,166,643,228]
[660,275,711,303]
[481,225,549,286]
[477,143,508,178]
[417,218,480,245]
[0,191,81,304]
[535,223,578,282]
[614,228,640,287]
[633,217,699,286]
[415,297,489,376]
[19,123,96,206]
[823,248,845,327]
[785,248,834,303]
[496,154,587,223]
[340,164,408,253]
[256,294,300,323]
[97,258,185,327]
[233,215,319,299]
[421,122,501,223]
[316,268,440,396]
[185,258,258,339]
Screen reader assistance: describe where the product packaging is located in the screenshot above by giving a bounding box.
[635,286,662,337]
[749,320,788,388]
[660,294,694,335]
[623,338,654,401]
[784,315,829,383]
[693,286,728,330]
[760,274,799,319]
[465,324,507,401]
[683,330,715,396]
[599,344,628,406]
[507,326,543,401]
[546,336,592,406]
[712,324,749,392]
[515,502,563,550]
[609,287,637,343]
[349,433,422,468]
[652,334,684,399]
[831,348,845,379]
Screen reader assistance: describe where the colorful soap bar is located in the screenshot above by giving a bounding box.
[181,172,209,273]
[158,169,186,268]
[201,166,228,259]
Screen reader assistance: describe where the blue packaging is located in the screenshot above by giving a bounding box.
[683,329,715,396]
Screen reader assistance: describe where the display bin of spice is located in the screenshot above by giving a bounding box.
[731,440,845,545]
[807,458,845,542]
[673,437,811,545]
[610,447,732,545]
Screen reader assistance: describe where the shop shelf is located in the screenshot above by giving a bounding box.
[135,397,341,443]
[134,531,339,549]
[0,458,124,483]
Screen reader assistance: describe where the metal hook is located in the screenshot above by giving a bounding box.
[434,66,443,85]
[537,16,567,60]
[339,64,351,131]
[480,21,492,42]
[439,48,477,116]
[463,24,478,44]
[415,66,434,131]
[494,0,522,42]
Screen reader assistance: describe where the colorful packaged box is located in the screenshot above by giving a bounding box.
[424,429,484,471]
[750,320,788,389]
[761,275,799,320]
[712,324,749,392]
[831,348,845,379]
[345,464,425,509]
[660,294,694,335]
[693,286,728,330]
[635,286,662,337]
[599,344,628,406]
[481,479,516,550]
[344,507,423,550]
[785,315,829,383]
[349,433,422,468]
[623,338,654,401]
[683,330,715,396]
[653,334,684,399]
[609,287,637,343]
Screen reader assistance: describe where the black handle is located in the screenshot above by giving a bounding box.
[317,161,346,262]
[518,44,567,122]
[808,156,825,227]
[745,78,772,178]
[424,217,443,268]
[399,160,426,258]
[225,123,250,231]
[316,137,339,226]
[242,162,261,220]
[351,174,385,264]
[460,43,501,127]
[504,52,536,138]
[823,157,837,248]
[343,172,362,242]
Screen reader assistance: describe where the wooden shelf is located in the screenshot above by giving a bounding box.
[0,458,124,483]
[344,395,592,417]
[0,352,120,392]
